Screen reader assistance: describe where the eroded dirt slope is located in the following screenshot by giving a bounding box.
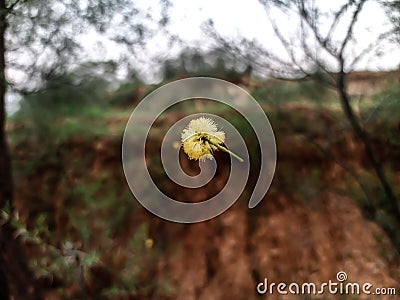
[12,103,400,299]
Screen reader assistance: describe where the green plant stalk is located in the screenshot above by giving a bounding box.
[208,140,244,162]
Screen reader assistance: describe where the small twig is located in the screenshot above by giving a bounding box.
[207,140,244,162]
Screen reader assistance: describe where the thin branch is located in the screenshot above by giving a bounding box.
[325,1,354,44]
[205,22,303,78]
[299,14,337,88]
[349,29,396,70]
[297,0,337,57]
[362,88,400,127]
[264,6,310,75]
[339,0,368,59]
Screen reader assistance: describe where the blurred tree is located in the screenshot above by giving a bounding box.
[161,47,253,83]
[16,65,111,147]
[0,0,170,299]
[206,0,400,249]
[108,71,145,107]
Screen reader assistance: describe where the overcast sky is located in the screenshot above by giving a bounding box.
[77,0,400,80]
[7,0,400,113]
[139,0,400,78]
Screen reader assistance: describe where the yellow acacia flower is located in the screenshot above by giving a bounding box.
[145,238,154,249]
[181,117,243,162]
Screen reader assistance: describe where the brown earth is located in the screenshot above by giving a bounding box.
[346,71,400,96]
[10,74,400,299]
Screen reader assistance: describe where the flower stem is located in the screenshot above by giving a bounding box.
[208,140,244,162]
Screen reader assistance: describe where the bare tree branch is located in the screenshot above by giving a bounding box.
[339,0,368,60]
[325,1,354,44]
[349,29,396,70]
[297,0,337,57]
[207,0,400,249]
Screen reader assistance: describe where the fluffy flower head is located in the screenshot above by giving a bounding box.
[181,117,225,161]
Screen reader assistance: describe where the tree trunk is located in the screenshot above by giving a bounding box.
[0,1,42,299]
[337,69,400,250]
[0,0,12,211]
